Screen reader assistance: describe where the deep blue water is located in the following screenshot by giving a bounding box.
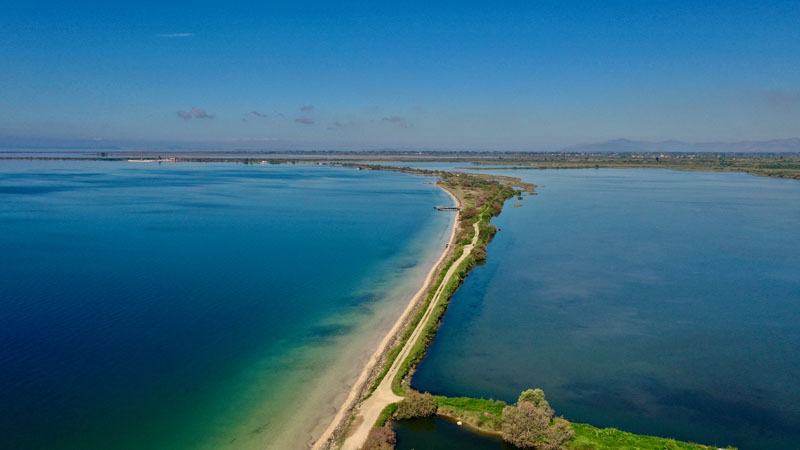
[411,169,800,450]
[0,160,452,450]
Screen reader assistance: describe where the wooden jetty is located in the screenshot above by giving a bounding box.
[434,206,460,211]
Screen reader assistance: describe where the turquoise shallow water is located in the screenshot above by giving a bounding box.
[0,160,452,450]
[407,169,800,450]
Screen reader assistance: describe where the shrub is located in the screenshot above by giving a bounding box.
[395,391,438,419]
[473,246,487,262]
[361,426,396,450]
[544,417,573,450]
[501,389,573,450]
[455,226,471,244]
[460,206,477,220]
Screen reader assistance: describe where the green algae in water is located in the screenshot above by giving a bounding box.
[0,160,453,450]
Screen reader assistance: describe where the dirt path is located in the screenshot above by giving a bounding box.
[339,221,480,450]
[309,188,462,450]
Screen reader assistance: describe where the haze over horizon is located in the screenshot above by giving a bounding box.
[2,1,799,151]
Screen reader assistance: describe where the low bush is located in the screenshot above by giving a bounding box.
[395,391,438,419]
[361,426,396,450]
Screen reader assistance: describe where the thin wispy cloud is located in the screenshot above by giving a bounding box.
[328,120,358,130]
[382,115,409,128]
[176,107,215,120]
[300,105,315,112]
[295,117,314,125]
[251,111,268,118]
[191,107,214,119]
[157,33,194,38]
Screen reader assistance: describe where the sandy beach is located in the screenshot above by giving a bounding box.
[310,185,462,450]
[166,182,461,450]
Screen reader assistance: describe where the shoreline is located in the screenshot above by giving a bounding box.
[181,174,458,450]
[262,216,454,450]
[310,183,461,450]
[312,167,523,450]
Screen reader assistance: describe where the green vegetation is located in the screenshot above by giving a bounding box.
[519,389,550,409]
[466,153,800,180]
[391,173,519,395]
[435,396,506,431]
[503,404,572,450]
[394,391,438,419]
[375,403,398,427]
[421,390,738,450]
[426,390,738,450]
[569,423,735,450]
[501,390,573,450]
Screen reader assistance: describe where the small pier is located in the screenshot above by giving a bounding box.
[434,206,460,211]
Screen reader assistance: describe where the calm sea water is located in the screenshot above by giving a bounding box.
[408,169,800,450]
[0,160,453,450]
[393,416,514,450]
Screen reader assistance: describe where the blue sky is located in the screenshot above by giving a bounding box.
[1,1,798,150]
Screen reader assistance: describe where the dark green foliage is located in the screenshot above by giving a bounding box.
[395,391,438,419]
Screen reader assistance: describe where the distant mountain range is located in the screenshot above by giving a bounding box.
[563,138,800,154]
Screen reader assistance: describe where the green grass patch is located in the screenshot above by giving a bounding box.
[375,403,398,427]
[435,396,507,431]
[569,423,736,450]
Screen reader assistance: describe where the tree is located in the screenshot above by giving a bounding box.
[501,389,573,450]
[473,246,487,262]
[518,388,550,410]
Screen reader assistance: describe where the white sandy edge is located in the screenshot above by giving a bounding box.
[311,185,465,450]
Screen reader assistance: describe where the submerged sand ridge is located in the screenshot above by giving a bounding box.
[338,221,480,450]
[310,186,464,450]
